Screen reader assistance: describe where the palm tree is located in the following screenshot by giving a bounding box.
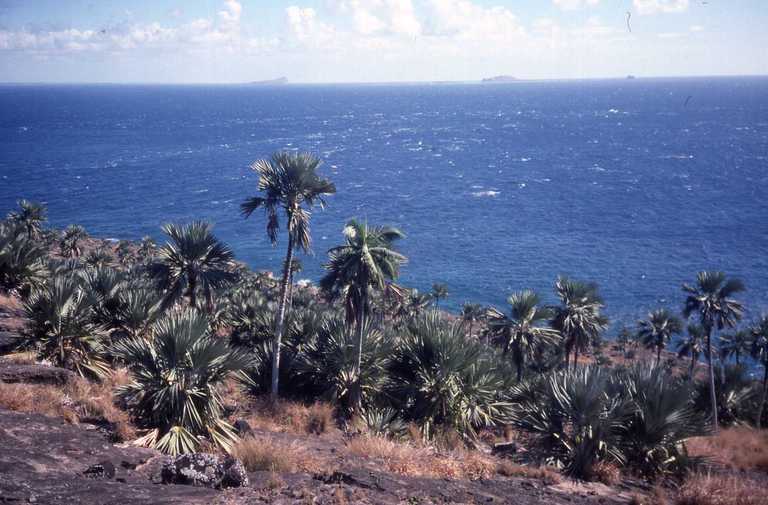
[488,290,560,381]
[431,283,448,309]
[0,221,47,296]
[682,271,745,431]
[677,324,706,378]
[552,276,608,370]
[150,221,236,311]
[241,151,335,398]
[460,302,484,339]
[637,309,683,365]
[113,309,252,455]
[22,274,110,378]
[720,329,751,365]
[751,315,768,429]
[320,219,406,375]
[59,224,88,258]
[8,199,47,239]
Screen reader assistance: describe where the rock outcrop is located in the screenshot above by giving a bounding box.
[0,363,76,385]
[161,453,249,489]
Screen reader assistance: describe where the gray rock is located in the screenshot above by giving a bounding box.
[84,461,116,479]
[491,441,519,457]
[233,419,252,436]
[0,364,76,385]
[161,453,249,489]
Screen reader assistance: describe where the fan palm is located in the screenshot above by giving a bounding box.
[460,302,484,339]
[113,309,252,455]
[150,221,236,312]
[387,311,513,440]
[682,271,744,430]
[488,290,560,381]
[637,309,683,365]
[677,324,706,378]
[720,329,751,365]
[8,199,46,239]
[293,315,391,416]
[431,283,448,309]
[0,221,47,296]
[241,151,335,398]
[22,274,110,378]
[751,315,768,428]
[321,219,406,375]
[59,225,88,258]
[552,277,608,370]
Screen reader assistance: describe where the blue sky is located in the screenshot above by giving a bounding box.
[0,0,766,83]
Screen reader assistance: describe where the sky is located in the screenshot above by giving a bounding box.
[0,0,766,83]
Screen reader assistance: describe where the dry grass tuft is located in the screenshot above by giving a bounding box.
[0,351,37,365]
[0,380,73,419]
[0,374,135,441]
[496,460,562,485]
[346,435,515,481]
[589,460,621,486]
[676,473,768,505]
[630,486,670,505]
[232,436,331,473]
[687,427,768,473]
[240,397,337,436]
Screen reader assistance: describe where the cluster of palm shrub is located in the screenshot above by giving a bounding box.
[2,152,768,485]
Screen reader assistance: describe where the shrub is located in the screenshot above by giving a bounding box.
[22,273,111,378]
[0,220,47,296]
[113,309,251,455]
[386,311,513,441]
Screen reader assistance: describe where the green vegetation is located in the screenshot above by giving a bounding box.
[3,151,767,483]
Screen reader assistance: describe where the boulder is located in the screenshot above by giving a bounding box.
[83,461,116,479]
[0,363,76,385]
[160,453,249,489]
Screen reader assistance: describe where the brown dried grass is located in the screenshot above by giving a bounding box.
[232,435,331,473]
[676,473,768,505]
[240,397,337,436]
[687,427,768,473]
[495,460,562,485]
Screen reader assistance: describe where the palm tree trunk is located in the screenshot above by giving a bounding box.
[757,363,768,429]
[706,329,719,432]
[287,265,295,312]
[469,320,474,339]
[573,346,580,370]
[689,353,696,379]
[356,297,366,376]
[271,235,294,399]
[656,345,662,366]
[187,274,197,309]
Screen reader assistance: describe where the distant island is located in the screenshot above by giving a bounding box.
[481,75,518,83]
[247,77,288,86]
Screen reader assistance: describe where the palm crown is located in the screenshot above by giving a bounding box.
[552,276,608,369]
[150,221,236,311]
[637,308,683,364]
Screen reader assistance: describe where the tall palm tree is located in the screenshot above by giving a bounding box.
[488,290,560,381]
[751,315,768,429]
[460,302,484,339]
[637,309,683,365]
[59,224,88,258]
[677,324,706,379]
[320,219,406,374]
[720,329,751,365]
[431,283,448,309]
[682,271,744,431]
[241,151,335,398]
[552,276,608,370]
[150,221,236,311]
[8,199,47,239]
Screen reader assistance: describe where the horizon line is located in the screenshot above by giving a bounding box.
[2,73,768,87]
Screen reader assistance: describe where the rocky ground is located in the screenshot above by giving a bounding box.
[0,407,638,505]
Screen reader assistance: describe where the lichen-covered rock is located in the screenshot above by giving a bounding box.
[83,461,116,479]
[160,453,248,489]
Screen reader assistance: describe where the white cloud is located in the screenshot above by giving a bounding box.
[552,0,600,11]
[633,0,689,15]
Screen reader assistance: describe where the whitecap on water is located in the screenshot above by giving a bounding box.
[471,190,501,197]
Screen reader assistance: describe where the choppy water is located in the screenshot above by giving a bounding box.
[1,78,767,328]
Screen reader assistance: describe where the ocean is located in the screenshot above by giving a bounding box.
[1,78,767,329]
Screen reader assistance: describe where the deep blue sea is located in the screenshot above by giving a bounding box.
[1,78,767,329]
